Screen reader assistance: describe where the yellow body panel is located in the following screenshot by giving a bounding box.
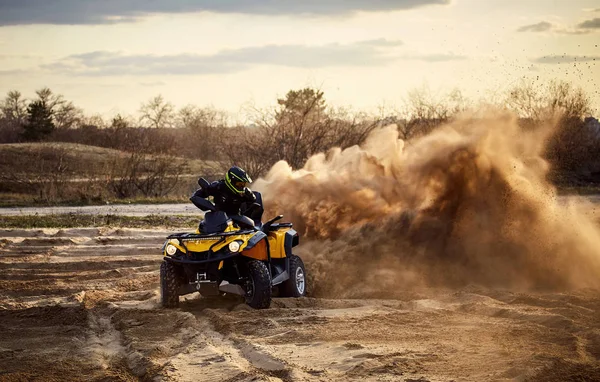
[242,239,268,261]
[162,223,290,260]
[163,233,254,256]
[267,228,289,259]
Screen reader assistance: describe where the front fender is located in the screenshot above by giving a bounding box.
[244,231,267,250]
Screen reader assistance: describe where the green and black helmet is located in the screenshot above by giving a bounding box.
[225,166,252,195]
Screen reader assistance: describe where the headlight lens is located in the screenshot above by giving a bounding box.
[166,244,177,256]
[228,241,241,252]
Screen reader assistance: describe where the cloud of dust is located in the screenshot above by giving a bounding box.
[253,110,600,298]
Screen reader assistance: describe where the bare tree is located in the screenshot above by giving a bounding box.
[177,105,229,160]
[395,86,470,140]
[0,90,28,142]
[139,95,175,128]
[54,101,84,129]
[220,125,274,178]
[79,113,107,129]
[35,87,83,129]
[107,151,188,198]
[546,80,591,119]
[1,90,28,125]
[221,88,381,177]
[100,114,130,150]
[178,105,228,129]
[505,79,591,121]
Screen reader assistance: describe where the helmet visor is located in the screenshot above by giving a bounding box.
[233,180,247,191]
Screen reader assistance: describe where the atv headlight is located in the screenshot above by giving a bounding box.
[166,244,178,256]
[228,241,241,253]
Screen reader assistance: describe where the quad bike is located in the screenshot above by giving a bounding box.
[159,178,306,309]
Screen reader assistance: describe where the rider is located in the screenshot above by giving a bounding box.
[190,166,256,217]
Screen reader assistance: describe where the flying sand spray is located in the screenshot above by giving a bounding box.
[254,111,600,298]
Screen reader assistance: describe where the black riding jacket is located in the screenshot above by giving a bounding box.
[190,180,256,216]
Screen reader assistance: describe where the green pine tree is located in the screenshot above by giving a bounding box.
[21,100,55,141]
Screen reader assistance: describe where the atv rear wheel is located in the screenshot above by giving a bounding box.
[245,260,272,309]
[160,260,180,308]
[280,255,306,297]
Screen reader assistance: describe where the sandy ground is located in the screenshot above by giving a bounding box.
[0,227,599,381]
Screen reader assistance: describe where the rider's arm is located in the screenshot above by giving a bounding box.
[193,181,218,199]
[244,188,257,203]
[190,181,219,210]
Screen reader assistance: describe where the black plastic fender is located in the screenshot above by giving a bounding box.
[245,231,267,250]
[284,229,299,257]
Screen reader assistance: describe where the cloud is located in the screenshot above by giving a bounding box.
[40,40,405,76]
[517,21,553,32]
[0,0,451,26]
[531,55,600,64]
[577,18,600,29]
[34,41,466,77]
[557,29,593,35]
[516,20,597,35]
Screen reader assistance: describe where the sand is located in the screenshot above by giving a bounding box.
[0,227,599,381]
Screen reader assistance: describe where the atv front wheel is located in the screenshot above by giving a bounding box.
[160,260,180,308]
[280,255,306,297]
[245,260,272,309]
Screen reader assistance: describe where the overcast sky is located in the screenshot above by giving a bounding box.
[0,0,598,119]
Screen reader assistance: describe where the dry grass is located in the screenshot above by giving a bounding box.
[0,213,199,228]
[0,142,224,206]
[0,142,220,177]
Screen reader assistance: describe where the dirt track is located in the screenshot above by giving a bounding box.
[0,227,599,381]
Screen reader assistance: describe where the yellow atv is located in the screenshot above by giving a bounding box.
[159,178,306,309]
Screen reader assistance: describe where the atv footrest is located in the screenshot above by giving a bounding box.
[219,281,245,296]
